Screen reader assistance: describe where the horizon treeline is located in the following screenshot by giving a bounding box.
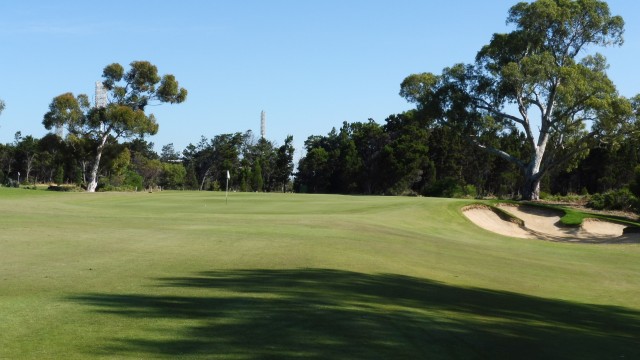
[0,129,294,193]
[1,110,639,201]
[295,110,640,200]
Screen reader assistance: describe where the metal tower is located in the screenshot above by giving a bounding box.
[261,110,266,139]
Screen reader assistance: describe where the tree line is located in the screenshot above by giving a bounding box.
[0,130,295,192]
[294,112,640,200]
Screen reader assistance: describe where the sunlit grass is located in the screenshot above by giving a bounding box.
[1,187,639,359]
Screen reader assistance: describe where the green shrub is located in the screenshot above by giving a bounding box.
[123,169,143,190]
[539,192,587,203]
[6,179,20,188]
[54,165,64,186]
[98,184,138,192]
[452,184,477,199]
[425,178,460,198]
[587,189,638,212]
[605,188,637,211]
[587,193,605,210]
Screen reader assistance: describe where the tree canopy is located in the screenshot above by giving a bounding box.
[400,0,632,200]
[43,61,187,192]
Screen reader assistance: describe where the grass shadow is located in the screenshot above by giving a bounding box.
[69,269,640,359]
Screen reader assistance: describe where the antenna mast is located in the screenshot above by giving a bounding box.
[260,110,266,139]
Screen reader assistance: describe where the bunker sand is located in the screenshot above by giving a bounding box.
[463,204,640,244]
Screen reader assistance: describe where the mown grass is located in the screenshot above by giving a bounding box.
[1,188,639,359]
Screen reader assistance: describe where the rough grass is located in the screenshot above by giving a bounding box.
[1,188,640,359]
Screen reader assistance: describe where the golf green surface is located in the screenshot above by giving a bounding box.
[1,188,639,359]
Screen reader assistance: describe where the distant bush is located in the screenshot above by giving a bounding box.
[425,178,477,198]
[539,191,551,200]
[97,184,138,192]
[6,179,20,188]
[211,180,221,192]
[452,184,477,199]
[539,192,587,203]
[587,188,638,212]
[588,193,605,210]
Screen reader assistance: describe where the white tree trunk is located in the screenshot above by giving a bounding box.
[521,137,548,201]
[86,155,101,192]
[86,135,108,192]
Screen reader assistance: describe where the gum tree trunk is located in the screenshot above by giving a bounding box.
[521,176,542,201]
[86,134,108,193]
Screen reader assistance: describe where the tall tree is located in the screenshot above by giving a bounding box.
[0,142,15,185]
[14,133,39,183]
[38,133,66,184]
[43,61,187,192]
[380,113,431,195]
[401,0,631,200]
[275,135,295,192]
[251,138,277,191]
[160,143,180,162]
[65,133,95,186]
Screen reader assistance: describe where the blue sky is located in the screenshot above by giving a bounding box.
[1,1,638,158]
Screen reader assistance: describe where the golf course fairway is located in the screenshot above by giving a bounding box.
[1,188,639,359]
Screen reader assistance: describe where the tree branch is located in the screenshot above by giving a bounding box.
[471,138,526,171]
[530,88,546,115]
[542,131,597,173]
[473,98,528,127]
[515,93,537,145]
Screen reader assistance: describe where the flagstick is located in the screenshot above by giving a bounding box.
[225,170,229,205]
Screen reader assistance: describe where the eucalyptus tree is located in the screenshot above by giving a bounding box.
[401,0,631,200]
[43,61,187,192]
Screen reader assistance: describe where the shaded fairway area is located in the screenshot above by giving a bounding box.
[1,188,640,359]
[70,269,640,359]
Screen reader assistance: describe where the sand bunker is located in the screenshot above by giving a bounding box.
[463,206,531,239]
[463,204,639,243]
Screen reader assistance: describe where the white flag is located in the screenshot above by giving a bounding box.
[226,170,230,179]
